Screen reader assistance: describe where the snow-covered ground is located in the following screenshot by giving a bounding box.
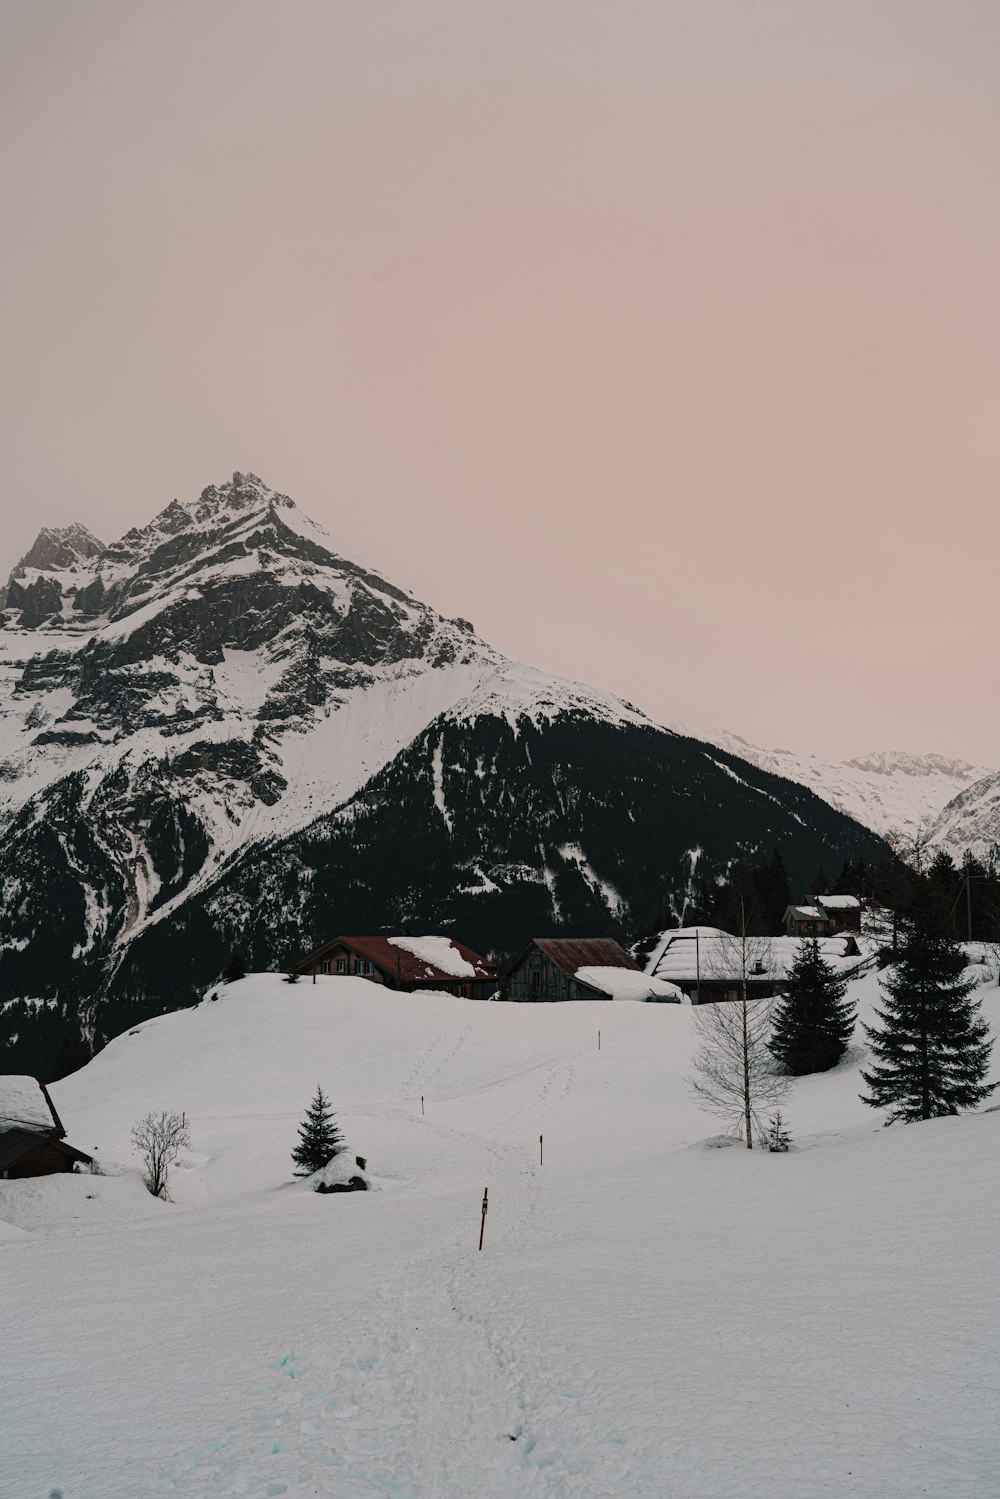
[3,973,999,1499]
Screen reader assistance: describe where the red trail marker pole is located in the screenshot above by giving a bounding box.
[478,1187,488,1250]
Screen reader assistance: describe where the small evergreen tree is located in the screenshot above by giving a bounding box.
[766,1111,791,1152]
[861,916,997,1123]
[223,949,246,984]
[770,939,856,1075]
[292,1086,344,1176]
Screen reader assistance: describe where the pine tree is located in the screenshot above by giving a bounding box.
[223,948,246,984]
[861,916,997,1123]
[291,1086,344,1176]
[770,939,856,1075]
[766,1111,792,1152]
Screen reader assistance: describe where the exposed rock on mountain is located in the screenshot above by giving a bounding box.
[0,472,892,1073]
[925,773,1000,865]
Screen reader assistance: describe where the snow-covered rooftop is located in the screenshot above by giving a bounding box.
[574,966,683,1003]
[387,935,476,979]
[815,895,861,910]
[0,1075,58,1134]
[647,932,870,985]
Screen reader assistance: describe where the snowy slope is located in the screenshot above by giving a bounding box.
[3,971,998,1499]
[672,723,993,847]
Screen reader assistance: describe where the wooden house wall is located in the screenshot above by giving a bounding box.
[505,948,603,1002]
[825,910,862,934]
[3,1139,79,1179]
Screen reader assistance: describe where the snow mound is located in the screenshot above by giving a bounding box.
[304,1150,371,1193]
[0,1173,166,1234]
[574,965,684,1002]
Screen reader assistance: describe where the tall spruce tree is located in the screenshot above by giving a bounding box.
[860,916,997,1123]
[292,1086,344,1176]
[770,939,856,1075]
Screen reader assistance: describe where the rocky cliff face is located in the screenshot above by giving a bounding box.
[0,472,892,1075]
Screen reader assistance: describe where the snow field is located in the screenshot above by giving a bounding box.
[3,974,999,1499]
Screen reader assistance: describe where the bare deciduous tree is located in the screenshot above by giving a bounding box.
[131,1110,190,1199]
[689,905,789,1148]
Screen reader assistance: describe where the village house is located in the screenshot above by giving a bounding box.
[782,904,831,939]
[782,895,863,938]
[0,1075,92,1180]
[501,938,682,1002]
[814,894,863,934]
[293,934,495,999]
[644,926,866,1004]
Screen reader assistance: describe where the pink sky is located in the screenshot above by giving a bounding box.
[1,1,998,762]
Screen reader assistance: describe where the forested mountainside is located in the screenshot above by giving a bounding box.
[0,472,891,1076]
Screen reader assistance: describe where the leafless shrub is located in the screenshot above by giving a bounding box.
[131,1110,190,1199]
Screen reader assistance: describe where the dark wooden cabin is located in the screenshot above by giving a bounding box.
[814,895,862,934]
[293,935,495,999]
[500,938,640,1001]
[0,1076,92,1179]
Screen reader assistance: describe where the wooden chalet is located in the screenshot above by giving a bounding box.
[0,1075,92,1180]
[293,935,495,999]
[814,895,862,934]
[782,904,831,939]
[501,938,644,1001]
[782,896,862,938]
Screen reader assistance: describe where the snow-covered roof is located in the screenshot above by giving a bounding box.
[574,966,683,1003]
[387,935,475,979]
[815,895,861,910]
[305,935,493,983]
[787,906,826,921]
[647,932,869,985]
[0,1075,61,1135]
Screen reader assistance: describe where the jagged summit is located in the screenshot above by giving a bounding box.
[3,524,105,610]
[9,522,105,578]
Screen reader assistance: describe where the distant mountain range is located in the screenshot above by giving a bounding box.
[670,725,995,857]
[0,471,894,1069]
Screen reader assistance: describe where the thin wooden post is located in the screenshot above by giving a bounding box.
[539,1134,543,1165]
[478,1187,488,1250]
[421,1095,425,1116]
[598,1029,601,1051]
